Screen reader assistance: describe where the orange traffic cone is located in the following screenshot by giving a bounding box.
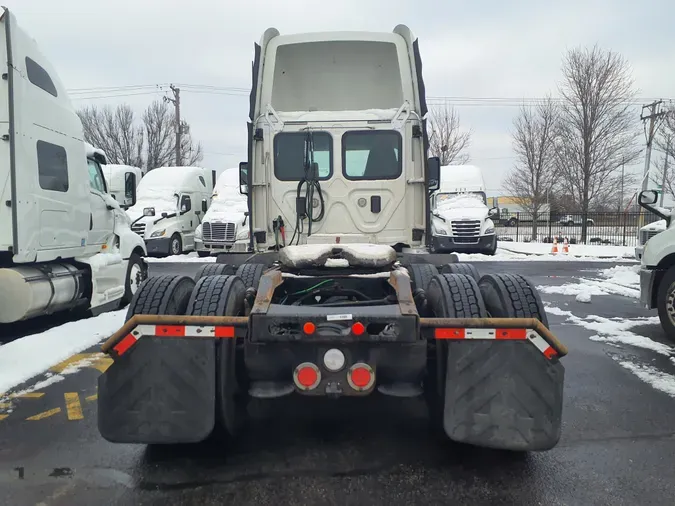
[551,238,559,255]
[562,238,569,254]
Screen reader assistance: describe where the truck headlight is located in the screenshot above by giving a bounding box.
[484,227,495,235]
[150,229,166,238]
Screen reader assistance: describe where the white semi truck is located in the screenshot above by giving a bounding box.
[99,26,567,456]
[430,165,497,255]
[102,164,144,209]
[126,166,216,256]
[195,167,250,257]
[0,7,148,324]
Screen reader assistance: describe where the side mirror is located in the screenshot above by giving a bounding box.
[127,173,137,207]
[111,194,117,200]
[427,157,440,191]
[639,190,658,206]
[143,207,155,217]
[239,161,248,195]
[488,207,499,218]
[201,198,208,213]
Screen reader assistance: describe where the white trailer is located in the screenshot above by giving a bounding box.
[126,166,216,256]
[0,7,148,324]
[102,164,143,209]
[195,168,249,257]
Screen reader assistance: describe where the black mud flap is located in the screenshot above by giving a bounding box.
[443,341,564,451]
[98,337,216,444]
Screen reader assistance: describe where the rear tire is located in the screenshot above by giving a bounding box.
[478,273,549,327]
[125,274,195,321]
[407,263,439,291]
[656,265,675,341]
[425,273,488,433]
[440,263,480,282]
[121,252,147,306]
[187,275,248,438]
[236,263,266,289]
[194,263,236,282]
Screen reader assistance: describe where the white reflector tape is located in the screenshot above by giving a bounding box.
[464,329,496,339]
[528,332,558,359]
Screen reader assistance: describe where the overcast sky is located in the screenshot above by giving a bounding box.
[9,0,675,195]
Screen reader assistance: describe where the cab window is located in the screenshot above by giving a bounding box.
[342,130,402,180]
[274,132,332,181]
[124,172,135,200]
[87,159,107,193]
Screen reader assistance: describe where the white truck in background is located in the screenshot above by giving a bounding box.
[430,165,497,255]
[126,166,216,256]
[195,167,250,257]
[0,7,148,324]
[635,219,667,262]
[102,164,144,209]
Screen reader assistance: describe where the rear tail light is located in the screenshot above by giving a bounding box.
[347,363,375,391]
[293,362,321,390]
[303,322,316,335]
[351,322,365,335]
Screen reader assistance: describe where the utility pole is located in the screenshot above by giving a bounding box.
[661,136,671,207]
[640,100,667,192]
[164,85,181,166]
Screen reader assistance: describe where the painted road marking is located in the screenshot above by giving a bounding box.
[50,353,112,374]
[0,402,11,409]
[86,394,97,402]
[9,392,44,399]
[64,393,83,420]
[0,414,8,421]
[27,408,61,421]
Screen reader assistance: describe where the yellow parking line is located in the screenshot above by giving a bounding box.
[27,408,61,421]
[64,393,83,420]
[85,394,97,402]
[0,402,11,409]
[0,414,8,421]
[10,392,44,399]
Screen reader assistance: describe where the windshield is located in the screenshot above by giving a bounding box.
[436,191,487,206]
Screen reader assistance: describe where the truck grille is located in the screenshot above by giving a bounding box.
[131,222,146,237]
[203,221,236,242]
[451,220,481,238]
[640,229,662,245]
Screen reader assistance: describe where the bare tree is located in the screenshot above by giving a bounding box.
[77,104,144,167]
[503,97,558,240]
[427,104,472,165]
[554,44,642,242]
[142,100,203,170]
[653,107,675,199]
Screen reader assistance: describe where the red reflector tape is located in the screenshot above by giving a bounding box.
[495,328,527,340]
[543,346,557,359]
[214,326,235,338]
[435,328,465,339]
[155,325,185,337]
[113,334,137,356]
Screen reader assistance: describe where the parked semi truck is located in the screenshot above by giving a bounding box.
[638,190,675,340]
[98,26,566,454]
[0,7,148,324]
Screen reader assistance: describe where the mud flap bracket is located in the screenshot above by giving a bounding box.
[98,337,217,444]
[442,340,564,451]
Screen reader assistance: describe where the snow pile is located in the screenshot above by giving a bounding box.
[599,264,639,289]
[0,309,126,395]
[538,265,640,299]
[617,361,675,397]
[275,108,399,122]
[498,241,635,260]
[576,292,592,303]
[279,243,397,269]
[146,252,217,263]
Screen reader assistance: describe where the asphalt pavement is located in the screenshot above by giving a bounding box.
[1,260,674,505]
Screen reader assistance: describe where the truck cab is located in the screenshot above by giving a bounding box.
[0,7,147,323]
[239,26,440,254]
[102,164,143,209]
[195,168,250,257]
[126,166,215,256]
[430,165,497,255]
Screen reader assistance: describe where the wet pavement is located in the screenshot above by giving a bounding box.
[1,261,674,505]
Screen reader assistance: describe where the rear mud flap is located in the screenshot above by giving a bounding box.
[443,341,564,451]
[98,337,216,444]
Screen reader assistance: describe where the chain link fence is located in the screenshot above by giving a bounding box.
[494,211,664,246]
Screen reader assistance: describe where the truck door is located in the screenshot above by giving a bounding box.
[179,194,194,249]
[87,159,114,246]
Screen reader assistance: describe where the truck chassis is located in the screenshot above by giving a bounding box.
[97,246,566,452]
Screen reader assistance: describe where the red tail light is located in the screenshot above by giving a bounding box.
[351,322,365,336]
[294,362,321,390]
[303,322,316,334]
[347,363,375,391]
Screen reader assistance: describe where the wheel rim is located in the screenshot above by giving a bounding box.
[129,263,143,295]
[172,239,180,255]
[665,282,675,326]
